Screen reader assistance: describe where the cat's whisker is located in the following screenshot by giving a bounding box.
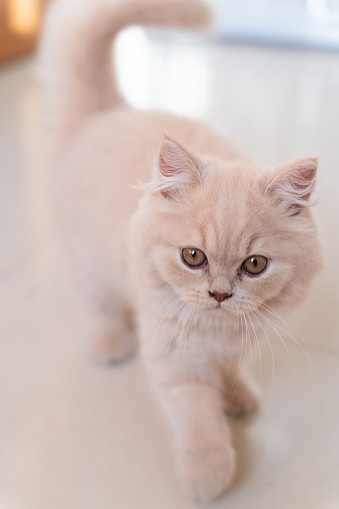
[255,308,291,358]
[168,303,191,359]
[249,298,313,382]
[182,305,196,363]
[155,300,185,350]
[258,306,312,385]
[251,308,275,393]
[251,298,309,353]
[248,312,262,384]
[227,316,245,405]
[176,305,188,360]
[227,315,241,373]
[147,295,176,334]
[267,318,313,383]
[155,300,186,353]
[269,319,312,371]
[194,308,199,348]
[251,305,313,387]
[150,297,182,349]
[256,301,312,371]
[176,304,194,361]
[243,314,253,376]
[256,300,306,341]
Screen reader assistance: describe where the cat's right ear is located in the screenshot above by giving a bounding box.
[154,136,202,201]
[265,156,318,215]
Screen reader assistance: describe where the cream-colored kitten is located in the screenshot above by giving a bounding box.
[40,0,322,502]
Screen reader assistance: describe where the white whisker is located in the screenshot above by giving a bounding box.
[243,314,253,375]
[182,305,196,363]
[248,312,262,383]
[251,309,275,392]
[156,302,186,351]
[150,296,182,349]
[258,303,312,377]
[255,308,291,357]
[176,304,194,360]
[227,315,241,372]
[228,315,245,404]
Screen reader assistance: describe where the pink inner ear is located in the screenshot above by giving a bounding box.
[158,139,192,178]
[267,157,318,214]
[290,166,315,200]
[159,146,183,177]
[159,144,181,199]
[156,137,201,200]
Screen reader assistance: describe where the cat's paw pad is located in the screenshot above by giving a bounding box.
[176,442,236,503]
[226,378,261,417]
[90,331,137,364]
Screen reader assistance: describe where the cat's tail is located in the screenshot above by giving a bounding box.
[39,0,210,141]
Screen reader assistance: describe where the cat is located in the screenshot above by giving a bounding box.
[40,0,323,503]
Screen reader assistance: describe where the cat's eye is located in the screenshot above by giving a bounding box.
[181,248,207,268]
[242,255,268,276]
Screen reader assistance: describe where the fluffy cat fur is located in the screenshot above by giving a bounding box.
[40,0,323,502]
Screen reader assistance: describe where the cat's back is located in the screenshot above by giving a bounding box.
[54,107,241,274]
[56,107,241,226]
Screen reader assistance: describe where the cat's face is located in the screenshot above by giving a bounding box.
[140,137,322,317]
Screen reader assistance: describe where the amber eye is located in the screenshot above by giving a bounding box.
[181,248,207,268]
[242,255,268,275]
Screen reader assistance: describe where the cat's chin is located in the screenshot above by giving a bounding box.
[207,307,235,318]
[187,302,241,318]
[204,304,257,319]
[209,307,243,318]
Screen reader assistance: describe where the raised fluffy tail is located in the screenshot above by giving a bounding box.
[39,0,210,139]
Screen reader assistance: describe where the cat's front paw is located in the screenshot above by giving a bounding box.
[176,439,236,503]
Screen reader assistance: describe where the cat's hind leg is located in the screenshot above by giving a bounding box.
[223,367,261,417]
[89,305,137,364]
[77,275,137,363]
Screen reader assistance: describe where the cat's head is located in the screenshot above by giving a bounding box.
[136,136,323,316]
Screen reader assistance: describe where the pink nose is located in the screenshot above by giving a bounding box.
[209,291,232,303]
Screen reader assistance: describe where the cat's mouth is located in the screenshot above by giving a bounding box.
[203,300,237,315]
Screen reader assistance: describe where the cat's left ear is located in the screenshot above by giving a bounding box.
[265,156,318,215]
[154,135,203,201]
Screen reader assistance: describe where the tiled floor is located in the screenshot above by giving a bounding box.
[1,31,339,509]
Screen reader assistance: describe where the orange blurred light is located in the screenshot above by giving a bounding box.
[8,0,41,36]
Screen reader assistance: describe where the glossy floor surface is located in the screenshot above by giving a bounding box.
[1,30,339,509]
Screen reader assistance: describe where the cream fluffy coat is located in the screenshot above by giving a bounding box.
[40,0,323,502]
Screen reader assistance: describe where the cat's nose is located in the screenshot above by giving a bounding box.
[208,291,232,303]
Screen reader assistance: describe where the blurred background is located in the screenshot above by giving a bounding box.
[1,0,339,508]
